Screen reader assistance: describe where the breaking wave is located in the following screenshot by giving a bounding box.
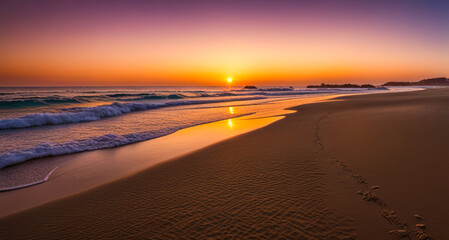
[0,96,264,130]
[0,133,157,169]
[0,92,237,108]
[0,113,249,169]
[0,88,371,109]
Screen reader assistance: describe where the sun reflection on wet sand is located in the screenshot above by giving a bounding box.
[227,119,234,129]
[0,94,348,218]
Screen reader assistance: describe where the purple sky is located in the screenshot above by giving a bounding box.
[1,0,448,85]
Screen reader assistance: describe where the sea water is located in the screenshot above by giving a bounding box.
[0,86,394,189]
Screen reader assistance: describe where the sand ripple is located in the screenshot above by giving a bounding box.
[0,112,356,239]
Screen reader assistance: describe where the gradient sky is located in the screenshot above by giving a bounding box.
[1,0,448,86]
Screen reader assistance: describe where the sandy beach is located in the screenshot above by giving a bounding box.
[1,88,448,239]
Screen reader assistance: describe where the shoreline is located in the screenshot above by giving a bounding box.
[3,88,446,239]
[0,94,340,218]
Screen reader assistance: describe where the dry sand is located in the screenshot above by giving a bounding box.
[1,88,448,239]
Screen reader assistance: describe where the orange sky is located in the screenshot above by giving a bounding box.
[0,1,448,86]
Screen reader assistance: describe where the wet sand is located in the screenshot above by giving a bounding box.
[1,88,448,239]
[0,95,335,218]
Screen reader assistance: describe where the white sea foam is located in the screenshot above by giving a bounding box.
[0,133,151,169]
[0,112,252,169]
[0,96,264,130]
[0,167,58,192]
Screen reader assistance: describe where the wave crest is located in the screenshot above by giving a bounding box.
[0,96,264,130]
[0,133,148,169]
[0,111,250,169]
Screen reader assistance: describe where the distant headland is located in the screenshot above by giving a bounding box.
[382,77,449,87]
[306,77,449,89]
[306,83,376,89]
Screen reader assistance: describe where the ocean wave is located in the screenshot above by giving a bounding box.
[0,133,151,169]
[0,112,250,169]
[132,93,185,100]
[0,96,264,130]
[0,92,237,108]
[0,89,358,109]
[0,97,86,108]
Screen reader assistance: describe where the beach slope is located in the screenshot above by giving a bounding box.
[1,88,448,239]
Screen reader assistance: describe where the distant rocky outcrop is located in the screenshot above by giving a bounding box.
[243,85,258,89]
[382,77,449,86]
[242,86,294,91]
[307,83,376,88]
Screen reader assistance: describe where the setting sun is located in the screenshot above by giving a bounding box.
[227,77,233,83]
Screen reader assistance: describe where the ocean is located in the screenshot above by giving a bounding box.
[0,86,394,190]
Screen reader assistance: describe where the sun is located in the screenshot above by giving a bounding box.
[227,77,233,83]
